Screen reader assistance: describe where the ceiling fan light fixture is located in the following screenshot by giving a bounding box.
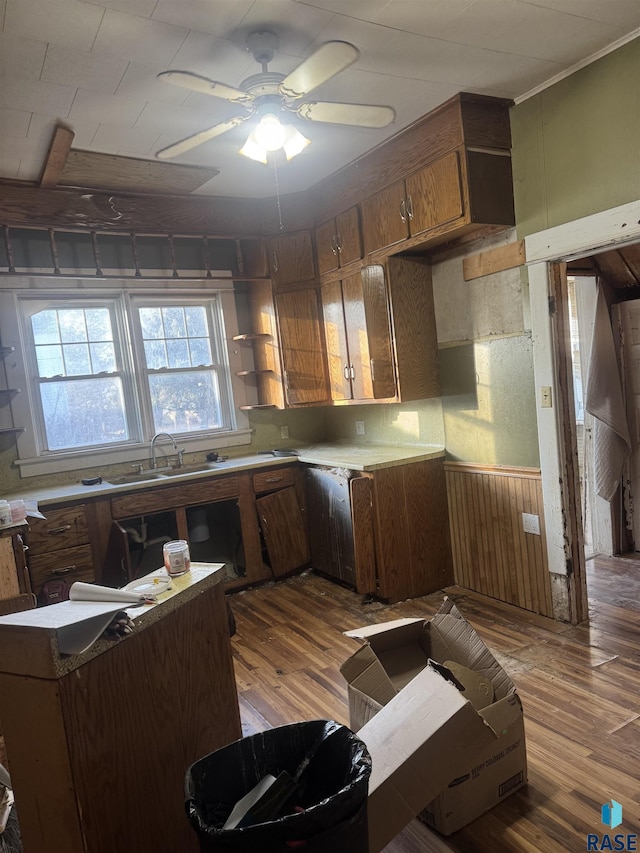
[238,130,269,164]
[282,125,311,160]
[254,113,286,151]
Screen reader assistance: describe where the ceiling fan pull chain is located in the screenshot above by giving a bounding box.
[271,153,285,231]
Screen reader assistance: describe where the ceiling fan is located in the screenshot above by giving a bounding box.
[155,31,395,163]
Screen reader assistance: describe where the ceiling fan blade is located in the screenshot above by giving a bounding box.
[157,70,254,105]
[295,101,395,128]
[279,41,359,100]
[156,114,253,160]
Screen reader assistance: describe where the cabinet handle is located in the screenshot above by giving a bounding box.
[399,198,407,223]
[343,365,350,380]
[52,566,76,575]
[406,194,414,220]
[331,235,338,256]
[283,370,290,391]
[336,234,343,254]
[370,359,376,381]
[264,476,283,483]
[350,364,355,379]
[48,525,72,535]
[272,250,279,272]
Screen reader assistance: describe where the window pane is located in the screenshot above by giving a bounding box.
[166,338,190,368]
[189,337,212,365]
[139,307,163,339]
[41,377,128,449]
[144,339,167,369]
[162,306,187,339]
[59,309,88,343]
[36,344,64,377]
[31,310,60,346]
[185,306,208,337]
[148,370,221,433]
[85,308,112,341]
[90,341,116,373]
[64,343,91,375]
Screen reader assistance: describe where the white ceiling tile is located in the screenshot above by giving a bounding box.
[27,113,99,148]
[522,0,640,28]
[89,0,157,16]
[0,76,76,115]
[0,156,21,179]
[230,0,336,55]
[116,62,191,105]
[4,0,104,50]
[136,98,239,139]
[93,8,189,66]
[373,0,478,36]
[17,157,44,180]
[0,108,32,140]
[435,0,627,63]
[42,45,129,94]
[91,124,162,156]
[291,0,391,16]
[68,88,146,126]
[0,33,47,79]
[152,0,254,37]
[168,31,256,82]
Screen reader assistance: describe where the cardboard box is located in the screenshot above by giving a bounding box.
[340,599,527,845]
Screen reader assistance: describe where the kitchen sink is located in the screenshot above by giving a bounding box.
[107,472,168,485]
[159,465,212,477]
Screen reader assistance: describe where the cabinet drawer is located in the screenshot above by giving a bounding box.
[29,543,94,591]
[27,504,89,552]
[253,467,295,494]
[110,475,240,518]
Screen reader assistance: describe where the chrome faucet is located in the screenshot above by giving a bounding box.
[150,432,177,469]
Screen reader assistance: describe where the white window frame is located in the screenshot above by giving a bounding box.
[0,276,252,478]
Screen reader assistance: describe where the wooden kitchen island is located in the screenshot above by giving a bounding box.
[0,563,241,853]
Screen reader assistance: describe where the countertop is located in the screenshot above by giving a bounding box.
[1,443,445,507]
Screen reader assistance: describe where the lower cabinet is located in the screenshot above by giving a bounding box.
[304,458,453,602]
[25,504,96,603]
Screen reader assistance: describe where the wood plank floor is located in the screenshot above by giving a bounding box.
[229,554,640,850]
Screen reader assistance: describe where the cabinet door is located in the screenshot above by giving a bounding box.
[256,486,310,578]
[335,205,362,267]
[276,288,329,405]
[321,279,351,401]
[269,231,316,288]
[346,269,396,400]
[361,180,409,255]
[304,467,356,586]
[315,219,339,276]
[406,150,464,236]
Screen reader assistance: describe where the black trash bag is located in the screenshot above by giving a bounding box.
[185,719,372,852]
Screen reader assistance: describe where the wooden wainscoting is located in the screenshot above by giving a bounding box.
[444,462,553,617]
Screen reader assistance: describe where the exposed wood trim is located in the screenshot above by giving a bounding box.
[40,126,75,188]
[462,239,525,281]
[444,461,541,479]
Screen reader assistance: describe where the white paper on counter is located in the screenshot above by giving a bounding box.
[0,599,148,655]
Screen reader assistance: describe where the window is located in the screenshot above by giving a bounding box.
[0,281,251,476]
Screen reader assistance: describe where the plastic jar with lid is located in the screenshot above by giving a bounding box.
[9,500,26,522]
[0,501,12,527]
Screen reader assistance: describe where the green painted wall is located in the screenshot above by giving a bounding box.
[511,38,640,237]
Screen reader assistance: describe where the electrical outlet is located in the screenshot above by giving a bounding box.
[355,420,365,436]
[522,512,541,535]
[280,425,289,439]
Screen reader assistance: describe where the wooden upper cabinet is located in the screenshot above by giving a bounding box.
[361,181,409,256]
[316,206,363,276]
[405,150,463,235]
[268,231,316,288]
[275,287,329,406]
[361,147,513,256]
[321,271,396,403]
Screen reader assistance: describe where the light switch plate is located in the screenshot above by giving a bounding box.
[522,512,541,535]
[355,420,365,435]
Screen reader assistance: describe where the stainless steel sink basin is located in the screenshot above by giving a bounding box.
[108,472,168,485]
[160,465,211,477]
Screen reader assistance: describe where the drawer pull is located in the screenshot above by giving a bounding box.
[52,566,76,575]
[48,525,72,535]
[264,476,283,483]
